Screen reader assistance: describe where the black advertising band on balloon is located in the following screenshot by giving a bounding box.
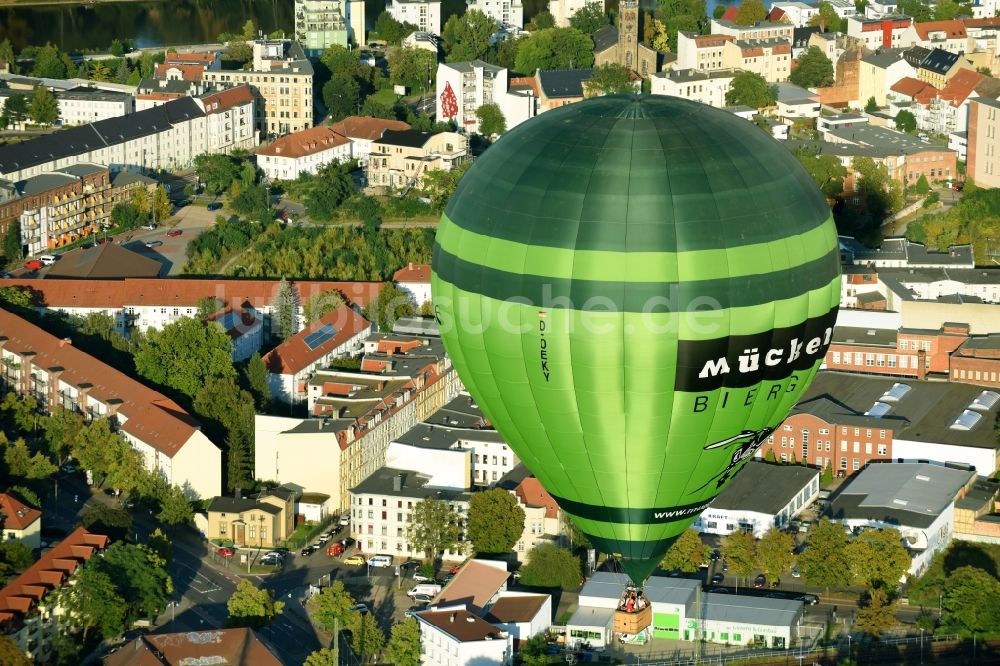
[548,493,719,525]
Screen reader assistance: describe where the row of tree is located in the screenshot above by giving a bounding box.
[908,185,1000,262]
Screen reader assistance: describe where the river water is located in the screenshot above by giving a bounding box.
[0,0,755,53]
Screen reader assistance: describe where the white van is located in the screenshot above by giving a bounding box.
[39,255,57,266]
[367,554,393,568]
[407,583,442,598]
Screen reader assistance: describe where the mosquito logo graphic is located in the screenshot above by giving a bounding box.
[690,427,776,494]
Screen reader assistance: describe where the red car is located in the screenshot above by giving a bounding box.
[217,547,235,558]
[449,566,461,575]
[24,260,42,270]
[166,229,182,238]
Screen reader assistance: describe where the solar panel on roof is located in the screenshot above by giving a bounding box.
[881,383,911,402]
[969,390,1000,411]
[303,323,337,351]
[865,402,892,418]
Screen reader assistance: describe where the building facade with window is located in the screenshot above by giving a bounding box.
[17,164,111,255]
[206,488,295,548]
[366,130,467,191]
[968,96,1000,187]
[388,0,442,36]
[465,0,523,26]
[0,493,41,550]
[294,0,365,55]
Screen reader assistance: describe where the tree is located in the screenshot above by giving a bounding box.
[110,202,144,230]
[0,635,29,666]
[941,566,1000,635]
[4,437,57,479]
[27,85,58,125]
[272,277,298,341]
[308,580,356,632]
[519,543,581,589]
[323,73,361,123]
[64,566,127,639]
[157,483,194,525]
[195,154,240,195]
[94,542,172,623]
[725,71,776,108]
[443,9,496,62]
[821,461,834,484]
[114,58,131,84]
[721,530,756,583]
[152,185,172,224]
[475,103,506,137]
[736,0,767,25]
[422,161,470,212]
[586,63,635,96]
[304,165,354,220]
[851,156,904,231]
[895,109,917,133]
[387,46,437,92]
[798,517,849,592]
[109,38,125,57]
[303,291,344,326]
[793,146,848,202]
[365,282,416,332]
[898,0,934,20]
[570,3,608,34]
[82,503,133,541]
[0,39,18,75]
[243,351,271,410]
[846,528,910,589]
[0,542,34,585]
[755,528,794,584]
[350,611,386,663]
[386,617,422,666]
[375,11,417,44]
[1,93,27,129]
[31,44,67,79]
[855,587,898,637]
[304,648,339,666]
[660,529,709,573]
[658,0,709,51]
[226,579,285,629]
[2,220,20,263]
[135,317,236,397]
[790,46,834,89]
[809,2,842,31]
[514,28,594,74]
[407,497,462,560]
[193,376,255,490]
[467,488,525,553]
[147,528,173,564]
[915,174,930,194]
[865,96,879,113]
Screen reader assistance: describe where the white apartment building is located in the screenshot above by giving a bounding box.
[710,18,794,41]
[436,60,536,134]
[200,86,258,154]
[393,262,431,308]
[388,0,443,36]
[416,609,512,665]
[724,38,793,83]
[466,0,523,28]
[770,1,818,27]
[847,15,915,50]
[676,32,733,71]
[387,421,520,487]
[328,115,413,165]
[256,126,353,181]
[57,87,134,126]
[550,0,602,27]
[651,68,737,107]
[826,0,859,19]
[295,0,365,55]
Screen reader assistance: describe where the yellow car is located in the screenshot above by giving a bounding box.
[343,555,366,566]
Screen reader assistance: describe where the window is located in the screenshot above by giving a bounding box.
[840,441,847,451]
[853,458,860,470]
[840,457,848,469]
[878,444,887,455]
[853,442,860,453]
[381,511,387,520]
[367,510,373,519]
[219,521,227,535]
[865,442,872,454]
[260,527,266,542]
[843,352,853,364]
[832,351,841,363]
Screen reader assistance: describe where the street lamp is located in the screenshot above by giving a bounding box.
[169,600,179,625]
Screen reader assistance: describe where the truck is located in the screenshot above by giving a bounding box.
[326,542,345,557]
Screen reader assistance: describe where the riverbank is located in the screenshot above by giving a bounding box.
[0,0,163,6]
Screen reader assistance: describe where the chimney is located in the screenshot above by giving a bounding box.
[393,474,403,492]
[59,337,71,347]
[917,349,928,381]
[408,262,414,270]
[450,612,456,623]
[235,487,242,500]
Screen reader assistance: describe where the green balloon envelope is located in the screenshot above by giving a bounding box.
[431,94,840,584]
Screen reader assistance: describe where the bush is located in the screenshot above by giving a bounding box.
[923,192,940,208]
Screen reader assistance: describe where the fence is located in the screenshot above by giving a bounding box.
[285,512,339,549]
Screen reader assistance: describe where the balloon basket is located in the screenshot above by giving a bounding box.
[613,603,651,635]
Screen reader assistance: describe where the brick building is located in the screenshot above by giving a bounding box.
[950,334,1000,388]
[824,323,970,378]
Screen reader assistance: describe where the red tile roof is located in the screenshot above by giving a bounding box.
[891,76,937,100]
[0,308,203,458]
[514,477,559,520]
[767,7,786,22]
[938,68,986,107]
[200,85,254,114]
[262,303,371,375]
[914,20,967,40]
[0,494,40,530]
[962,16,1000,28]
[166,52,219,65]
[0,278,383,311]
[106,628,282,666]
[509,77,540,97]
[0,527,107,628]
[155,62,205,82]
[722,6,739,21]
[257,126,351,158]
[328,116,411,141]
[393,262,431,284]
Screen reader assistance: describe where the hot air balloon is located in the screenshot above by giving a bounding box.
[430,95,840,588]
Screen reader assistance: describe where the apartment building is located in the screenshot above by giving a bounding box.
[202,39,313,137]
[676,32,733,71]
[17,163,110,256]
[967,96,1000,186]
[550,0,602,27]
[820,123,958,185]
[710,18,794,42]
[206,487,295,548]
[366,129,467,191]
[846,15,914,50]
[722,38,792,83]
[0,493,41,550]
[859,51,917,107]
[256,126,353,181]
[295,0,365,56]
[824,322,969,378]
[770,1,818,27]
[650,68,737,108]
[0,308,223,497]
[57,87,134,126]
[436,60,536,134]
[917,48,966,88]
[465,0,523,27]
[388,0,442,36]
[904,19,969,52]
[0,528,108,663]
[328,115,412,165]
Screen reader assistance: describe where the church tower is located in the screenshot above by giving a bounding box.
[619,0,640,72]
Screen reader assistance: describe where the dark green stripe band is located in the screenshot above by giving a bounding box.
[432,243,840,313]
[550,493,718,525]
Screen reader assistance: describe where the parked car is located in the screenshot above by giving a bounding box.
[24,260,42,270]
[798,594,819,605]
[791,566,800,578]
[448,566,461,575]
[141,223,157,230]
[261,552,284,566]
[351,603,370,614]
[166,229,182,237]
[339,515,350,526]
[145,240,162,248]
[300,545,318,556]
[721,561,729,572]
[953,182,964,191]
[710,572,724,584]
[206,202,222,211]
[317,534,331,544]
[61,464,76,474]
[39,254,57,266]
[404,607,423,618]
[326,543,345,557]
[400,559,421,569]
[708,587,729,594]
[343,554,366,566]
[218,547,235,558]
[413,572,433,582]
[753,574,767,588]
[710,549,721,561]
[410,593,435,603]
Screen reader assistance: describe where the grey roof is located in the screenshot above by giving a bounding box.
[832,326,898,347]
[862,51,905,69]
[206,494,283,515]
[592,24,618,52]
[0,96,204,175]
[776,82,816,103]
[566,605,616,628]
[45,243,162,279]
[392,316,439,336]
[920,48,961,74]
[18,172,77,196]
[879,265,1000,286]
[395,422,505,450]
[55,163,106,178]
[580,571,652,600]
[58,86,131,102]
[425,393,488,428]
[703,594,803,626]
[710,461,818,514]
[793,371,1000,450]
[446,59,503,74]
[374,129,433,149]
[658,68,739,83]
[111,170,157,189]
[349,466,471,501]
[537,69,593,99]
[495,462,533,491]
[138,78,193,94]
[644,575,702,605]
[793,27,819,48]
[856,291,887,304]
[957,334,1000,351]
[822,125,955,156]
[903,45,932,67]
[827,462,975,528]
